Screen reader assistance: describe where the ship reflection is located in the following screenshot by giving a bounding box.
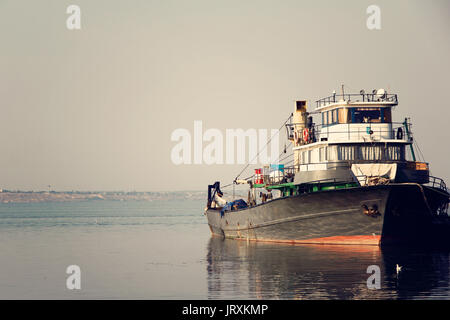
[206,237,450,299]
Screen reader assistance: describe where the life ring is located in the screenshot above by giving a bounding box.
[396,127,403,140]
[302,128,310,142]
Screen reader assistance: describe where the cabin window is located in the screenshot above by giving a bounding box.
[338,108,349,123]
[322,109,341,126]
[332,109,338,124]
[382,108,392,123]
[386,145,403,160]
[319,147,328,161]
[359,146,383,160]
[336,145,405,161]
[352,108,383,123]
[327,146,337,161]
[325,107,392,125]
[337,145,355,160]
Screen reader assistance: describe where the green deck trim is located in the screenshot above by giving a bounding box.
[265,183,295,190]
[253,181,358,195]
[310,182,358,192]
[253,184,266,188]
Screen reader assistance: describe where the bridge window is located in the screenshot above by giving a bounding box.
[382,108,392,123]
[322,111,331,125]
[352,108,382,123]
[338,108,350,123]
[323,107,392,125]
[332,109,338,123]
[322,109,341,126]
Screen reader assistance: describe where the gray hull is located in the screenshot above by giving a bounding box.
[206,184,450,246]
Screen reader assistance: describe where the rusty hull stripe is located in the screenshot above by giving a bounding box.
[231,235,381,246]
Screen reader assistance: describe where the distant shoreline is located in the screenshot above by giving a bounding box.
[0,191,207,203]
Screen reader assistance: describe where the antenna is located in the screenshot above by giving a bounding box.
[360,89,366,102]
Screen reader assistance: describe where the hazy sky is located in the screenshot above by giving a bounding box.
[1,0,449,191]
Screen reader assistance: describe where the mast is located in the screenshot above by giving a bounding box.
[403,118,416,161]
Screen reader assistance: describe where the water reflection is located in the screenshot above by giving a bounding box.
[206,237,450,299]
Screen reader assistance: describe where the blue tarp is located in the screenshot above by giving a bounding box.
[220,199,248,217]
[270,164,285,171]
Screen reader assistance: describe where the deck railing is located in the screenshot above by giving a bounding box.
[316,93,398,109]
[286,122,412,144]
[427,176,449,193]
[256,161,440,187]
[260,163,354,186]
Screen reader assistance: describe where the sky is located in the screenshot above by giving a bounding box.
[0,0,449,191]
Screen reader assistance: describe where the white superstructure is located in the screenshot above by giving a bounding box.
[287,89,415,177]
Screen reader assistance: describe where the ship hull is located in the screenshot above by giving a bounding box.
[206,183,450,246]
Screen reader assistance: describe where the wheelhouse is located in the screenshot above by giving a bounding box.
[322,106,392,126]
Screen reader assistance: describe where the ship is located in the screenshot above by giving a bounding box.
[205,88,450,246]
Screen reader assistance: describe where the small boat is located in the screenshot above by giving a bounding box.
[205,88,450,246]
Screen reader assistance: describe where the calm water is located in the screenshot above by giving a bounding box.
[0,200,449,299]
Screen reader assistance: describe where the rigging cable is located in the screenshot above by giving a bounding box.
[279,153,294,164]
[233,114,293,182]
[412,137,426,162]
